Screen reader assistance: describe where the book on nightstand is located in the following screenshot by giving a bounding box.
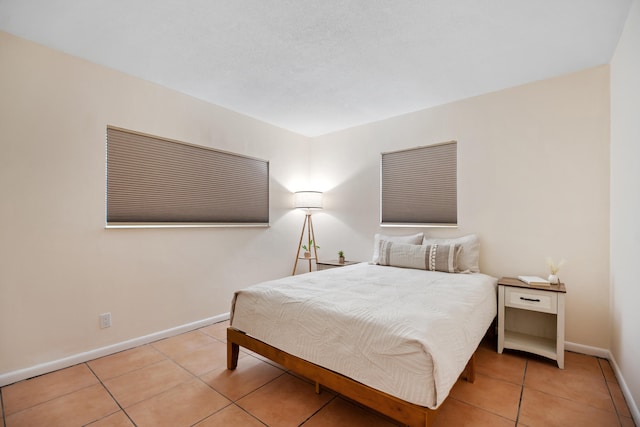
[517,275,551,286]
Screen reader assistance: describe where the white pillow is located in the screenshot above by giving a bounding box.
[378,240,461,273]
[372,232,423,264]
[422,234,480,273]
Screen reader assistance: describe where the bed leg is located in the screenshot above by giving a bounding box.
[462,354,476,383]
[227,340,239,370]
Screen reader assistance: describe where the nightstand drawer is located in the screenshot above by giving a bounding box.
[505,287,557,314]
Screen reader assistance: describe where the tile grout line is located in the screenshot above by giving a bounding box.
[445,362,525,425]
[204,356,343,427]
[185,400,236,427]
[233,402,270,427]
[89,324,248,426]
[192,358,277,399]
[335,394,406,426]
[193,353,337,427]
[194,363,289,424]
[149,329,220,362]
[188,345,280,427]
[298,393,338,426]
[190,402,269,427]
[1,363,104,421]
[89,348,170,383]
[598,358,626,427]
[111,358,208,422]
[445,395,516,427]
[514,358,528,426]
[95,325,228,426]
[198,326,229,343]
[84,362,138,427]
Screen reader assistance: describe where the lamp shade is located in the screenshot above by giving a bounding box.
[294,191,323,209]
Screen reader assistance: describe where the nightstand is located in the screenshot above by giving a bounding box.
[316,259,360,270]
[497,277,567,368]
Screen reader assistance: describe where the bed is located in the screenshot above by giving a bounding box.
[227,238,497,427]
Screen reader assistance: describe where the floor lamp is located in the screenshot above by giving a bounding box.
[292,191,323,275]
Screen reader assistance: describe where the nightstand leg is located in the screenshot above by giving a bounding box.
[497,285,505,353]
[557,293,565,368]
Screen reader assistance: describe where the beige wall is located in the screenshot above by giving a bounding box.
[311,66,611,349]
[611,0,640,418]
[0,31,310,376]
[0,29,615,385]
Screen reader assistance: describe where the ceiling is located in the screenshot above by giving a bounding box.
[0,1,633,137]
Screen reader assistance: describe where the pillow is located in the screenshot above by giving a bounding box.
[371,232,423,264]
[422,234,480,273]
[377,240,461,273]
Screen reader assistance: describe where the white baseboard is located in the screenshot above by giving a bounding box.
[565,341,610,358]
[0,313,230,387]
[565,341,639,424]
[607,352,640,425]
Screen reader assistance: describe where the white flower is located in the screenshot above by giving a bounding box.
[546,257,566,275]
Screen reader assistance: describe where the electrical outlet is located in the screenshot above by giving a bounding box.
[99,312,111,329]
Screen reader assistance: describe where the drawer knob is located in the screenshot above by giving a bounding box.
[520,297,541,302]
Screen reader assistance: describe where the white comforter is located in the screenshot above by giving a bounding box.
[230,263,497,408]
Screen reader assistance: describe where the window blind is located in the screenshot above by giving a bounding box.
[381,141,457,226]
[106,127,269,225]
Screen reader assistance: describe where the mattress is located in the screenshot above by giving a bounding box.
[230,263,497,408]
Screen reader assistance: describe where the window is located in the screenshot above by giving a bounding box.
[106,126,269,227]
[380,141,457,226]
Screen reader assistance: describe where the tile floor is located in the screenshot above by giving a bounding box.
[0,320,635,427]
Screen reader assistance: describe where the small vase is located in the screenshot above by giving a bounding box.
[338,256,345,264]
[304,252,311,259]
[548,274,559,284]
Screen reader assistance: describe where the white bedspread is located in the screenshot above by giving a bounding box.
[230,263,497,408]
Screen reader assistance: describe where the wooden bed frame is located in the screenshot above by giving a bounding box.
[227,327,476,427]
